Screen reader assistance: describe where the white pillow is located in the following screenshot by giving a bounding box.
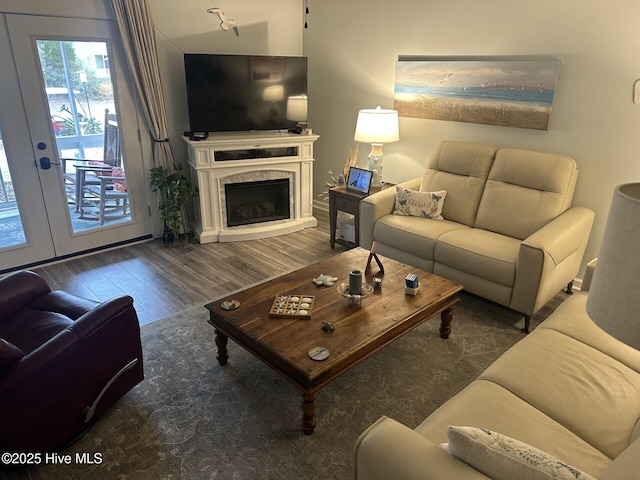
[441,426,596,480]
[393,186,446,220]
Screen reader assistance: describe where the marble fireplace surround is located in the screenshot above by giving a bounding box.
[185,132,318,243]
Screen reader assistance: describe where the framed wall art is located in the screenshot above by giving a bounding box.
[393,57,560,130]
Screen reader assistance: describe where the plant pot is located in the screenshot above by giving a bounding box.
[162,224,175,246]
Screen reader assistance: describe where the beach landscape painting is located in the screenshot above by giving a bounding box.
[393,57,560,130]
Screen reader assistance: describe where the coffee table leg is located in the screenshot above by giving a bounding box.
[302,392,317,435]
[439,305,454,339]
[214,329,229,365]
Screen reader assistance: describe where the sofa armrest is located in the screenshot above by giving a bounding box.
[511,207,594,316]
[354,416,489,480]
[0,271,51,320]
[359,178,420,249]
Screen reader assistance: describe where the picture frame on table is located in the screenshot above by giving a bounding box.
[346,167,373,195]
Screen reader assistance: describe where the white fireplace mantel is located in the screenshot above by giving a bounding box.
[184,132,319,243]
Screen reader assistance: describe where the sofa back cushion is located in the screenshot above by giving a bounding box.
[420,141,496,227]
[474,148,578,240]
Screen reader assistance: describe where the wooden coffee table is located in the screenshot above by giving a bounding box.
[205,248,462,434]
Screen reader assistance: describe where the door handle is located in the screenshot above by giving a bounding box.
[38,156,61,170]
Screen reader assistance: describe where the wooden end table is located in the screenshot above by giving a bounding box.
[329,185,385,249]
[205,248,463,435]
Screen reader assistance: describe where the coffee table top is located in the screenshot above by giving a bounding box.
[206,248,462,394]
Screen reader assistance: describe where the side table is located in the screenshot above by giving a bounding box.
[329,185,383,249]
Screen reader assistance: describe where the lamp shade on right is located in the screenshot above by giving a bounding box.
[586,183,640,350]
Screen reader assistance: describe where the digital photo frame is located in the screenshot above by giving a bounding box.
[346,167,373,195]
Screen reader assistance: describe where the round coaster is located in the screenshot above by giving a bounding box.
[221,299,240,310]
[308,346,330,361]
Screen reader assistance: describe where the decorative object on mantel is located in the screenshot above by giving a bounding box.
[586,183,640,350]
[354,106,400,187]
[317,144,359,201]
[393,56,560,130]
[207,7,239,36]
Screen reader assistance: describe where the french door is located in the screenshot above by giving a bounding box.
[0,14,151,272]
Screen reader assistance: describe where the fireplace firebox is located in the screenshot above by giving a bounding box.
[225,178,290,227]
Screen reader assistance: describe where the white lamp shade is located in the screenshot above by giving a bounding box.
[286,95,308,122]
[354,106,399,144]
[586,183,640,349]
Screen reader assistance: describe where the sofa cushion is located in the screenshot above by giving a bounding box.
[479,323,640,460]
[375,215,469,262]
[420,141,496,227]
[442,426,596,480]
[474,148,578,240]
[393,186,447,219]
[435,228,520,287]
[0,309,73,354]
[416,380,611,477]
[538,293,640,376]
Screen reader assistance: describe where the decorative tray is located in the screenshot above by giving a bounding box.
[337,282,374,299]
[268,294,315,319]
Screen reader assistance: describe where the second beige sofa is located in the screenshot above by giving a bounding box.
[359,140,594,331]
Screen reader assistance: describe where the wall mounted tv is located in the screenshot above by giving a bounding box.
[184,54,308,133]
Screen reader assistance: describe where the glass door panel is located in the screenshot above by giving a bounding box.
[0,14,151,271]
[36,39,132,233]
[0,128,26,248]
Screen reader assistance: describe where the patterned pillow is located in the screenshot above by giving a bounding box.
[393,186,447,220]
[441,426,596,480]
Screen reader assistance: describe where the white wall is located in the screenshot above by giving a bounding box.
[149,0,304,166]
[303,0,640,276]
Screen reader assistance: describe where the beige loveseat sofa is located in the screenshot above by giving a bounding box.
[353,290,640,480]
[360,141,594,332]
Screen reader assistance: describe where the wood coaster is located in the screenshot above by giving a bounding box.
[308,346,330,361]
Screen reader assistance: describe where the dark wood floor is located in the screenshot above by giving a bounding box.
[27,208,565,329]
[33,208,347,326]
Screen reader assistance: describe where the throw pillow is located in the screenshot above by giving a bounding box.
[0,338,25,367]
[441,426,596,480]
[393,186,446,220]
[111,167,127,192]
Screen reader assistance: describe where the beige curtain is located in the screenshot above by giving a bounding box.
[110,0,188,232]
[110,0,173,169]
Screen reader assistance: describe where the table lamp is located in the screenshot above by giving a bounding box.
[354,106,399,187]
[286,94,308,134]
[586,183,640,350]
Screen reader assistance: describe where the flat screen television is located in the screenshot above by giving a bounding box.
[184,53,308,133]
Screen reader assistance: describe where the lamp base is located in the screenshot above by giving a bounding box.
[368,144,384,187]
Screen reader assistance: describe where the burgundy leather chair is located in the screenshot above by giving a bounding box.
[0,270,144,452]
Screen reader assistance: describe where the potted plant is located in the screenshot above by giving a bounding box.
[149,163,197,246]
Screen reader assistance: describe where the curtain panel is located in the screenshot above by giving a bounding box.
[110,0,188,232]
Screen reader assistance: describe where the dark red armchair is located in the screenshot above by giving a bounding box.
[0,270,144,452]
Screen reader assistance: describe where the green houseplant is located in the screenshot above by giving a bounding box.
[149,163,197,246]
